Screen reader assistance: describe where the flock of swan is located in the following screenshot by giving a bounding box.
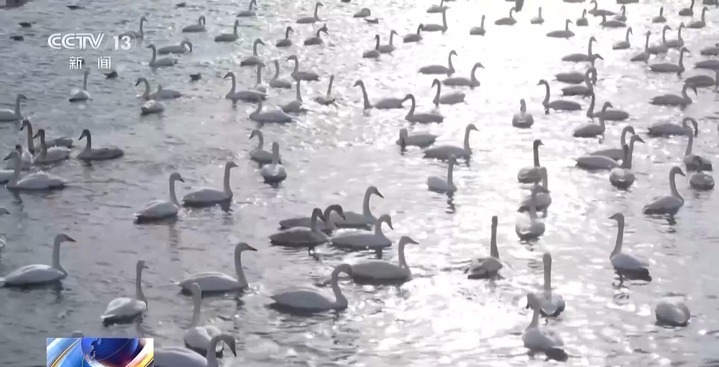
[1,0,717,364]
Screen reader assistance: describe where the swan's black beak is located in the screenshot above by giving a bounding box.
[525,302,530,309]
[179,178,185,183]
[3,153,13,161]
[246,244,258,251]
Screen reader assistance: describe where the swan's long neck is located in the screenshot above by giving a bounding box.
[326,77,333,97]
[685,129,693,156]
[389,32,395,46]
[25,123,34,153]
[169,176,179,206]
[285,27,291,39]
[447,53,455,73]
[587,39,593,55]
[150,47,157,64]
[359,83,370,109]
[271,145,280,165]
[82,72,89,90]
[38,133,48,157]
[626,140,636,169]
[398,242,408,269]
[139,18,145,36]
[223,165,233,196]
[447,160,454,186]
[463,127,473,152]
[135,266,146,304]
[14,96,22,117]
[313,3,320,19]
[532,143,540,167]
[489,224,498,258]
[310,211,321,233]
[662,28,668,43]
[681,85,691,102]
[233,21,239,35]
[362,190,374,218]
[330,269,348,309]
[295,81,303,102]
[670,171,683,201]
[406,96,416,118]
[374,36,380,50]
[272,61,280,80]
[471,65,479,83]
[228,74,237,95]
[141,79,150,98]
[255,131,264,150]
[442,10,447,28]
[8,155,21,186]
[587,94,595,117]
[480,16,485,27]
[542,83,550,105]
[644,33,650,50]
[433,82,441,105]
[52,240,67,276]
[529,189,538,219]
[256,66,262,85]
[373,217,386,235]
[235,248,247,287]
[611,218,624,257]
[625,29,630,42]
[291,59,299,74]
[253,40,259,56]
[190,288,201,327]
[83,132,92,151]
[598,116,606,130]
[528,307,540,329]
[543,259,552,291]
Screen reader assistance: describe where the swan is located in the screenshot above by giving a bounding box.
[249,129,276,164]
[650,47,689,74]
[331,214,393,251]
[609,136,644,189]
[134,172,184,222]
[270,60,292,89]
[689,157,715,190]
[574,105,611,138]
[423,123,477,160]
[350,236,418,284]
[276,26,293,47]
[304,24,328,46]
[32,129,71,164]
[250,101,294,123]
[237,0,257,17]
[442,62,483,88]
[512,99,534,128]
[424,7,448,32]
[297,1,323,24]
[631,31,652,63]
[648,26,671,55]
[666,23,685,49]
[240,38,265,66]
[466,216,503,279]
[4,151,66,190]
[68,69,91,102]
[282,80,307,113]
[178,242,256,293]
[648,117,698,137]
[252,64,269,94]
[287,55,319,82]
[100,260,148,325]
[20,119,71,154]
[587,94,629,121]
[590,125,635,160]
[427,156,457,194]
[432,79,464,106]
[314,75,336,105]
[119,16,147,39]
[531,7,544,24]
[155,334,236,367]
[684,69,718,88]
[158,40,192,55]
[470,15,486,35]
[183,283,223,356]
[0,234,75,287]
[700,42,719,56]
[140,100,165,115]
[362,35,381,59]
[613,27,632,50]
[682,126,713,171]
[546,19,574,38]
[653,7,666,23]
[403,94,444,123]
[643,166,686,215]
[613,5,627,21]
[0,94,26,122]
[354,8,371,18]
[427,0,448,13]
[260,142,287,184]
[183,15,206,32]
[518,167,551,212]
[687,7,709,28]
[538,79,581,114]
[77,129,124,161]
[531,253,565,317]
[515,184,545,240]
[694,57,719,71]
[517,139,544,183]
[575,150,621,170]
[214,20,240,42]
[156,84,183,100]
[561,68,596,96]
[523,293,565,355]
[2,144,31,171]
[397,128,437,149]
[655,299,691,326]
[269,264,352,314]
[609,213,650,276]
[182,161,237,207]
[223,72,266,103]
[419,50,457,75]
[556,55,603,84]
[355,80,405,109]
[135,77,154,100]
[599,14,625,28]
[650,84,696,107]
[576,10,588,26]
[562,36,596,62]
[270,208,333,255]
[279,204,344,233]
[147,44,177,68]
[588,0,615,16]
[495,7,517,26]
[680,0,696,16]
[378,30,398,54]
[327,185,383,229]
[405,24,424,42]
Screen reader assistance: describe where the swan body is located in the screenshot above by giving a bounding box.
[695,59,719,71]
[431,78,464,106]
[650,84,695,107]
[397,128,437,149]
[648,117,697,137]
[442,62,483,88]
[33,130,71,164]
[0,94,26,122]
[546,19,575,38]
[287,55,320,82]
[609,213,650,276]
[682,130,713,171]
[427,156,457,194]
[515,185,546,240]
[270,208,332,251]
[3,150,66,190]
[539,79,582,113]
[101,260,148,324]
[533,253,565,317]
[405,24,424,42]
[378,30,398,53]
[466,216,503,279]
[590,125,635,160]
[279,204,344,233]
[495,7,517,26]
[215,20,240,42]
[350,236,418,284]
[470,16,486,35]
[643,166,685,215]
[223,72,267,103]
[690,170,714,190]
[248,129,278,164]
[183,283,223,356]
[250,101,294,123]
[135,172,184,222]
[20,119,73,156]
[609,136,644,189]
[276,26,294,47]
[314,74,336,105]
[686,7,708,28]
[613,27,632,50]
[327,186,383,229]
[2,145,31,172]
[147,44,177,67]
[517,139,544,183]
[0,234,75,287]
[512,99,534,128]
[518,168,551,212]
[270,264,352,314]
[76,129,124,161]
[355,80,405,109]
[237,0,257,17]
[423,123,477,160]
[297,2,323,24]
[141,100,165,115]
[68,69,91,102]
[563,36,596,62]
[684,72,717,88]
[183,15,206,32]
[119,16,147,39]
[303,25,328,46]
[700,43,719,56]
[260,142,287,184]
[656,300,691,326]
[182,162,237,207]
[158,40,192,55]
[354,8,371,18]
[650,47,689,74]
[403,94,444,123]
[331,214,393,251]
[523,293,565,354]
[178,242,256,293]
[419,50,457,75]
[155,335,236,367]
[423,8,448,31]
[575,155,620,170]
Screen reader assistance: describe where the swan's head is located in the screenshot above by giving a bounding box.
[20,119,30,130]
[223,72,234,79]
[533,139,543,148]
[542,252,552,267]
[3,150,19,161]
[432,79,440,88]
[169,172,184,183]
[582,9,586,16]
[140,16,148,23]
[17,94,27,101]
[311,207,326,222]
[14,144,22,154]
[519,99,526,108]
[448,155,457,165]
[473,62,485,70]
[566,19,573,24]
[374,34,380,41]
[32,128,45,139]
[234,19,240,27]
[399,236,419,246]
[255,38,265,46]
[199,15,206,24]
[680,47,690,55]
[134,78,145,86]
[56,233,77,244]
[137,260,148,271]
[249,129,261,139]
[601,101,613,110]
[403,93,414,102]
[589,36,597,44]
[378,214,393,229]
[449,50,457,57]
[624,125,635,135]
[226,161,239,170]
[467,123,478,132]
[319,23,329,34]
[663,25,672,31]
[692,155,705,169]
[391,30,398,36]
[368,185,384,198]
[353,80,364,88]
[679,22,685,30]
[608,212,624,222]
[491,215,498,227]
[146,43,156,50]
[630,135,645,144]
[419,23,425,30]
[324,204,345,220]
[236,242,257,253]
[537,79,548,86]
[525,293,540,310]
[682,118,699,137]
[592,53,604,61]
[286,26,294,34]
[182,40,193,51]
[286,55,299,62]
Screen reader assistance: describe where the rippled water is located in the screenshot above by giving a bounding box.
[2,0,719,365]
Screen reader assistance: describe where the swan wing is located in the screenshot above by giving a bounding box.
[427,175,450,192]
[179,272,241,292]
[611,252,649,271]
[540,292,566,316]
[250,149,273,163]
[279,216,312,229]
[655,301,690,326]
[467,256,503,278]
[16,172,66,190]
[523,327,563,350]
[136,200,178,219]
[351,261,408,281]
[271,289,333,311]
[575,155,619,170]
[517,167,543,183]
[270,228,328,246]
[183,188,228,204]
[155,347,207,367]
[419,65,448,74]
[405,134,437,147]
[375,97,404,109]
[331,233,392,250]
[2,264,64,285]
[642,195,682,214]
[101,297,146,319]
[0,170,13,183]
[423,145,466,160]
[329,211,372,228]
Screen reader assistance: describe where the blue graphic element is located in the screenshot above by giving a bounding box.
[79,338,141,367]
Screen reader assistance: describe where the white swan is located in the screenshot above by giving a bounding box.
[588,0,614,16]
[147,44,177,68]
[155,84,182,100]
[350,236,418,284]
[687,7,709,28]
[531,252,565,317]
[140,100,165,115]
[419,50,457,75]
[682,126,712,171]
[397,128,437,149]
[631,31,652,63]
[20,118,72,154]
[314,74,336,105]
[270,60,292,89]
[613,27,632,50]
[0,146,26,181]
[531,7,544,24]
[694,57,719,71]
[32,129,71,164]
[684,69,718,89]
[403,94,443,123]
[224,72,266,103]
[517,139,544,183]
[270,208,333,254]
[609,136,644,189]
[512,99,534,128]
[495,7,517,26]
[680,0,696,16]
[609,213,650,276]
[158,40,192,55]
[538,79,581,113]
[269,263,352,314]
[427,0,447,13]
[586,93,629,121]
[135,172,184,222]
[119,16,147,39]
[252,64,269,94]
[355,80,405,109]
[297,1,323,24]
[249,129,274,164]
[599,14,625,28]
[648,26,671,55]
[68,69,91,102]
[183,283,223,356]
[330,214,393,251]
[574,105,610,138]
[287,55,319,82]
[0,94,26,122]
[613,5,627,21]
[327,185,383,229]
[260,142,287,184]
[546,19,574,38]
[237,0,257,17]
[404,24,424,42]
[648,117,697,137]
[378,30,398,54]
[101,260,148,324]
[432,78,464,106]
[556,55,602,83]
[281,80,307,114]
[523,293,565,355]
[562,36,596,63]
[515,184,545,240]
[689,157,715,190]
[214,20,240,42]
[469,15,486,35]
[178,242,256,293]
[183,15,206,32]
[650,47,689,74]
[77,129,124,161]
[362,35,381,59]
[655,299,690,327]
[424,7,448,32]
[276,26,294,48]
[354,7,371,18]
[590,125,635,160]
[700,42,719,56]
[650,84,696,107]
[466,216,503,279]
[666,23,685,49]
[518,168,551,212]
[279,204,344,233]
[0,234,76,287]
[182,161,237,207]
[653,7,666,23]
[643,166,685,215]
[423,123,477,160]
[442,62,483,88]
[251,101,293,123]
[155,335,236,367]
[427,156,457,194]
[3,151,66,190]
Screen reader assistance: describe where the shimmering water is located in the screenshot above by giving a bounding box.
[1,0,719,365]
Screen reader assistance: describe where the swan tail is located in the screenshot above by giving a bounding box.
[545,347,569,362]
